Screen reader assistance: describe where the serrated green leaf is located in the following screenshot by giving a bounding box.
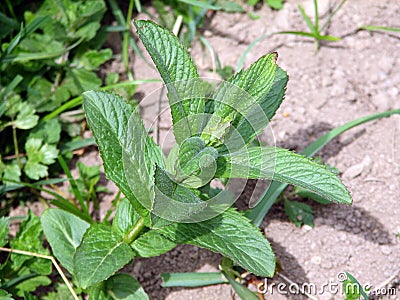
[73,224,135,289]
[41,209,90,274]
[65,69,102,95]
[201,54,286,150]
[88,274,149,300]
[112,198,141,235]
[157,208,275,277]
[131,230,176,257]
[83,91,164,222]
[216,147,352,204]
[13,103,39,130]
[24,138,58,180]
[42,284,76,300]
[0,217,9,247]
[151,166,207,227]
[134,20,203,143]
[284,199,314,227]
[1,161,21,183]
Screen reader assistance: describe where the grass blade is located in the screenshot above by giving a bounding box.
[222,271,259,300]
[178,0,221,10]
[247,109,400,226]
[345,272,370,299]
[277,31,340,41]
[57,156,88,216]
[161,272,228,287]
[41,79,159,122]
[236,34,272,72]
[298,4,316,34]
[360,25,400,33]
[321,0,347,32]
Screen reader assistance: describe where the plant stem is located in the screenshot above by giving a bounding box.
[124,217,145,244]
[313,0,319,32]
[12,124,21,169]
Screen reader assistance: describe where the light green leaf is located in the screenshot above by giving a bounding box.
[77,48,112,69]
[65,69,102,95]
[11,211,52,275]
[284,199,314,227]
[42,284,76,300]
[13,103,39,130]
[1,161,21,183]
[158,208,275,277]
[41,208,90,274]
[29,119,61,144]
[0,289,13,300]
[266,0,283,9]
[134,20,203,143]
[15,274,51,297]
[88,274,149,300]
[0,217,9,247]
[216,147,352,204]
[131,230,176,257]
[73,224,135,289]
[112,198,141,235]
[24,137,58,180]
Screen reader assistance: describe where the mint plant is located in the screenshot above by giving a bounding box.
[32,20,354,298]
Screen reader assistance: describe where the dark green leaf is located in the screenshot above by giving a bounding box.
[131,230,176,257]
[73,224,135,288]
[134,20,203,143]
[216,147,352,204]
[41,209,90,274]
[284,199,314,227]
[158,209,275,277]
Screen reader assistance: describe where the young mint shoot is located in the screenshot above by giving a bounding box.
[39,20,353,298]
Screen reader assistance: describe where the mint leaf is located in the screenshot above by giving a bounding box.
[152,166,207,227]
[83,91,164,222]
[0,217,9,247]
[112,198,141,236]
[216,147,352,204]
[73,224,135,289]
[24,137,58,180]
[134,20,203,143]
[131,230,176,257]
[158,208,275,277]
[41,209,90,274]
[284,199,314,227]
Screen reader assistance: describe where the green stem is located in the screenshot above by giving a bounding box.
[12,124,21,169]
[124,217,145,244]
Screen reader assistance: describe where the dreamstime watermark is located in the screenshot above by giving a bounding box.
[123,78,277,223]
[255,272,397,297]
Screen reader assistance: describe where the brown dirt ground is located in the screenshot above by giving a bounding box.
[11,0,399,299]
